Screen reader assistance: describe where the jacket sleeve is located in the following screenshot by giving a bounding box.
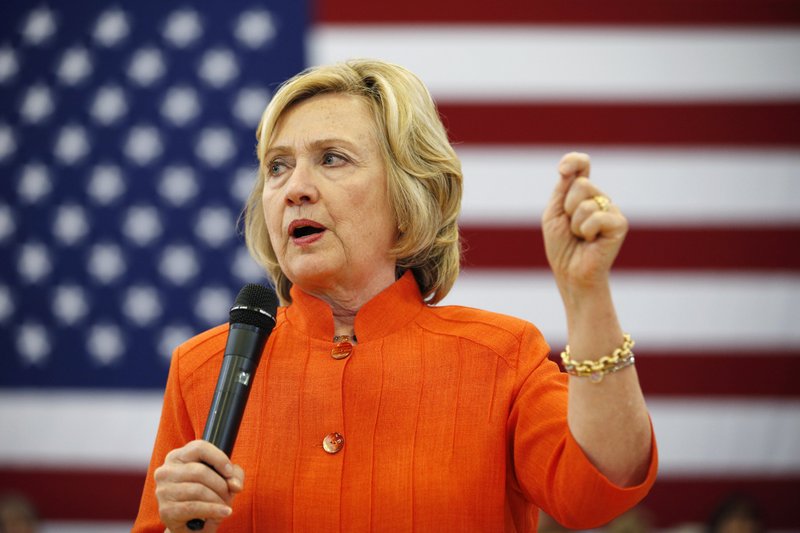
[506,323,658,529]
[132,343,199,532]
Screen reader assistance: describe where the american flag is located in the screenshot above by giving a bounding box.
[1,1,799,530]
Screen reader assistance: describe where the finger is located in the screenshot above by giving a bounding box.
[226,464,245,494]
[154,468,234,529]
[154,473,234,524]
[544,153,592,221]
[578,210,628,242]
[158,497,232,526]
[155,460,232,500]
[569,197,599,236]
[155,478,230,507]
[558,151,591,181]
[170,440,235,479]
[563,177,602,216]
[569,194,619,236]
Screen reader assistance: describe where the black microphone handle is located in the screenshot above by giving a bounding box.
[186,323,270,531]
[202,354,258,454]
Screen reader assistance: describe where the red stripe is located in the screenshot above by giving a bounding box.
[0,467,144,521]
[2,468,798,528]
[461,225,800,271]
[438,103,800,146]
[547,351,800,397]
[315,0,800,26]
[639,352,800,397]
[643,477,800,529]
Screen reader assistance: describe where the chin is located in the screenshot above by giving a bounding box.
[283,259,340,289]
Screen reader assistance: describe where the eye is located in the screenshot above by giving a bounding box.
[267,158,287,177]
[322,152,347,167]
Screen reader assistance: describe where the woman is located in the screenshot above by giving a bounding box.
[133,59,657,532]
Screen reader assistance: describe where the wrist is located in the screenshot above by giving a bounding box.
[555,271,611,303]
[559,283,615,325]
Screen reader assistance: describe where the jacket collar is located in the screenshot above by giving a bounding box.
[285,270,424,342]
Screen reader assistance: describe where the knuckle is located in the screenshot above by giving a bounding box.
[154,463,171,483]
[186,482,214,501]
[157,500,174,516]
[154,484,170,502]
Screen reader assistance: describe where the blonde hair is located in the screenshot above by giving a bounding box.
[244,59,463,305]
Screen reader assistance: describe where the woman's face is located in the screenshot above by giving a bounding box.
[261,93,398,299]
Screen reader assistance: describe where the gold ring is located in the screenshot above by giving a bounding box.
[593,195,610,212]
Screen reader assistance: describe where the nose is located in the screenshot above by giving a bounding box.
[284,161,319,206]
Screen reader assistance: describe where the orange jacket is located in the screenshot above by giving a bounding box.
[133,271,657,532]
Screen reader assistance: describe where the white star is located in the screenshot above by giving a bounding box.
[122,205,163,246]
[17,163,51,204]
[198,48,239,89]
[124,125,163,165]
[52,203,90,246]
[234,9,277,49]
[0,285,14,325]
[90,85,128,126]
[17,322,50,366]
[233,87,270,128]
[87,323,125,365]
[0,203,15,244]
[195,286,234,326]
[160,86,200,126]
[87,242,126,284]
[232,247,265,282]
[87,164,126,205]
[21,6,58,46]
[53,124,90,165]
[0,123,17,163]
[194,206,234,248]
[163,8,203,48]
[195,127,235,167]
[56,46,93,86]
[158,165,199,206]
[127,47,166,87]
[231,167,257,204]
[158,324,195,361]
[17,242,52,284]
[19,83,56,124]
[123,285,162,326]
[159,244,200,285]
[0,46,20,84]
[93,7,130,47]
[52,284,89,326]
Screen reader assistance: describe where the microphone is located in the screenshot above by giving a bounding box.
[186,283,279,531]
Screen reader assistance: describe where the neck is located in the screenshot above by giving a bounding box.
[305,270,397,338]
[331,306,357,337]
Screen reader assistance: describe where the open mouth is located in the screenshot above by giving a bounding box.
[289,220,326,240]
[293,225,324,238]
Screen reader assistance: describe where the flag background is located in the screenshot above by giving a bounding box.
[1,1,799,530]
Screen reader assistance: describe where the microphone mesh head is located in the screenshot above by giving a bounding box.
[229,283,279,329]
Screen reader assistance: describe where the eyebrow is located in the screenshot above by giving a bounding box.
[265,137,363,159]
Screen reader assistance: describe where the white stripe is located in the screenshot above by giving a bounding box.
[309,26,800,101]
[41,522,132,533]
[1,392,798,476]
[458,147,800,225]
[0,390,162,470]
[648,398,800,477]
[445,271,800,349]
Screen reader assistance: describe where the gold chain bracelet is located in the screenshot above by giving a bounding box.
[560,333,635,383]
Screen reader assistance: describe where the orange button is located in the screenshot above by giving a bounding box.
[331,340,353,360]
[322,432,344,454]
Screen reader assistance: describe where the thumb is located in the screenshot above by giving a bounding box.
[544,152,592,220]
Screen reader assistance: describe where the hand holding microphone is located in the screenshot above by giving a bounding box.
[153,284,278,532]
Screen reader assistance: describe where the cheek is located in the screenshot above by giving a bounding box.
[262,190,283,247]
